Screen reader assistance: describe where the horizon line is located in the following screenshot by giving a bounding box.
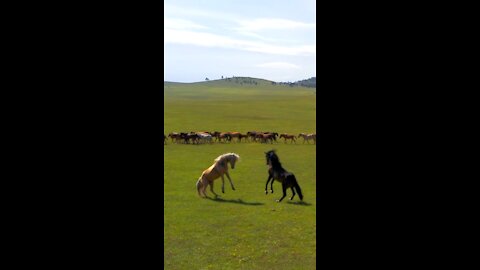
[164,75,316,84]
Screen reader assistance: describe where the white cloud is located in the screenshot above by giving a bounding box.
[256,62,301,69]
[164,28,315,56]
[163,4,316,57]
[164,18,209,30]
[231,18,315,43]
[235,18,315,32]
[164,3,239,22]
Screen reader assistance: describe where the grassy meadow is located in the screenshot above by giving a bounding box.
[164,78,317,270]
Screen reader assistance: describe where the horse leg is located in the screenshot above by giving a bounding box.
[225,172,235,190]
[290,186,296,200]
[210,181,218,197]
[205,182,211,196]
[221,175,225,193]
[203,180,210,197]
[265,175,272,194]
[277,183,287,202]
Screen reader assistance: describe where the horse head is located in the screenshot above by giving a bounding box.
[265,150,277,165]
[229,153,240,169]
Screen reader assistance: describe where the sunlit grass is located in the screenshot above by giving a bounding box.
[164,78,316,270]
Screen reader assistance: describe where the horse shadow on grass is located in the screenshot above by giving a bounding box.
[287,201,312,206]
[206,197,264,206]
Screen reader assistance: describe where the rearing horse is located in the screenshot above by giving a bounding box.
[265,150,303,202]
[196,153,240,198]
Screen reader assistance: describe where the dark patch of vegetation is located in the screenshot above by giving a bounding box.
[232,77,258,85]
[276,77,316,88]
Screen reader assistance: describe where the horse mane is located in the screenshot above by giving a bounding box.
[214,153,240,163]
[266,150,282,167]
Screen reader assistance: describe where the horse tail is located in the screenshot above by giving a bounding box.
[291,175,303,200]
[196,177,203,194]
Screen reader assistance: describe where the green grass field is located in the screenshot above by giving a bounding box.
[164,78,316,270]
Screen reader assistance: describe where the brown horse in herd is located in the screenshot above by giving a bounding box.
[279,134,296,143]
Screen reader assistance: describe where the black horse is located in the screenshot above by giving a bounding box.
[265,150,303,202]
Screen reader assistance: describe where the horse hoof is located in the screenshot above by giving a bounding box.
[276,200,280,203]
[270,190,274,194]
[265,191,268,194]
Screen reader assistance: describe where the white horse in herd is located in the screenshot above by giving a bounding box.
[197,132,213,144]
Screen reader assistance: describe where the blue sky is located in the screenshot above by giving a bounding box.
[164,0,316,83]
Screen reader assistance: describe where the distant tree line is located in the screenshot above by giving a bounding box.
[207,76,316,88]
[274,77,316,88]
[220,76,258,85]
[295,77,316,88]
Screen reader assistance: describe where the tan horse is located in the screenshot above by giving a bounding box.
[196,153,240,198]
[298,133,316,144]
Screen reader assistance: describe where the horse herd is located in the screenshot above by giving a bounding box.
[164,131,317,145]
